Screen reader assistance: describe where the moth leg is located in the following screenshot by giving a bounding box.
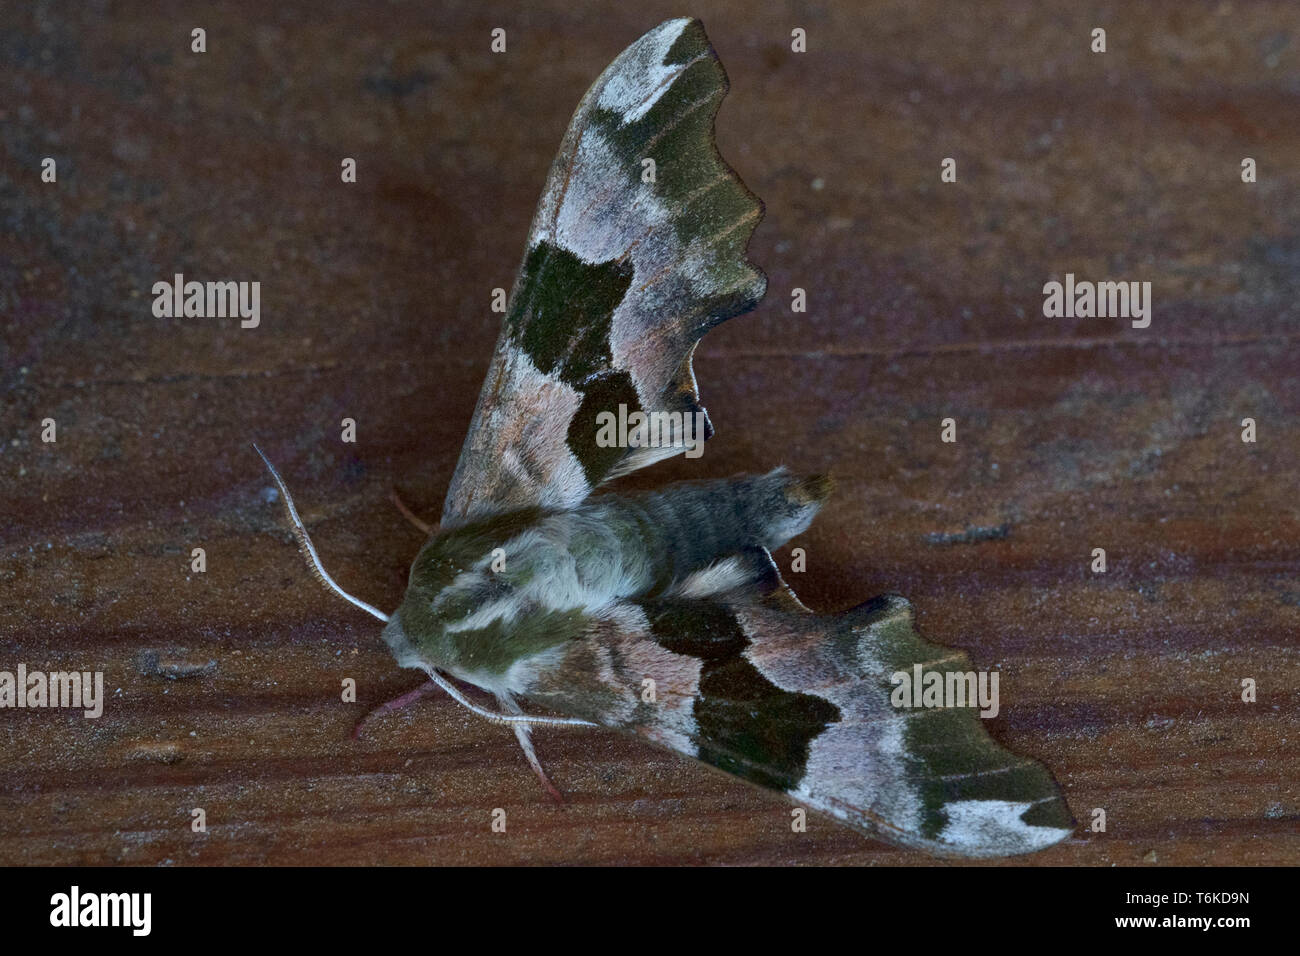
[498,692,565,804]
[389,488,436,536]
[351,679,439,739]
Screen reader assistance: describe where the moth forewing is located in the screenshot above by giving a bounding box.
[439,17,767,528]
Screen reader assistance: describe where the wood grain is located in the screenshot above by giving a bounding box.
[1,0,1297,865]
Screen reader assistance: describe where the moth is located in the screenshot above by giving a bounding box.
[257,18,1073,857]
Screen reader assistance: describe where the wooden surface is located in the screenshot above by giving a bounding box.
[2,0,1298,866]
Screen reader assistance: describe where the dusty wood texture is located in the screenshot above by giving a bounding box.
[2,1,1298,866]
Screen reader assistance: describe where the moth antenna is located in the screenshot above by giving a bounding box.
[253,443,391,624]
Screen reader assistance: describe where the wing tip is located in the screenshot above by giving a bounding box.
[927,797,1075,858]
[658,17,769,331]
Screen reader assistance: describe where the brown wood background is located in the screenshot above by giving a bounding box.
[2,0,1297,866]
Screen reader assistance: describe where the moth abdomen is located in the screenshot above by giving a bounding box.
[612,468,831,587]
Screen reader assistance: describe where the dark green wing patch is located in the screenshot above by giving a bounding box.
[643,599,840,792]
[504,240,645,486]
[505,242,633,386]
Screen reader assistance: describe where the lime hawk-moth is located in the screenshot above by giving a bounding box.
[257,18,1073,857]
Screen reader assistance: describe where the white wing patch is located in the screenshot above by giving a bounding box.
[595,18,693,124]
[936,799,1073,856]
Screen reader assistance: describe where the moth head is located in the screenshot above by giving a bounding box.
[378,610,426,672]
[376,575,477,677]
